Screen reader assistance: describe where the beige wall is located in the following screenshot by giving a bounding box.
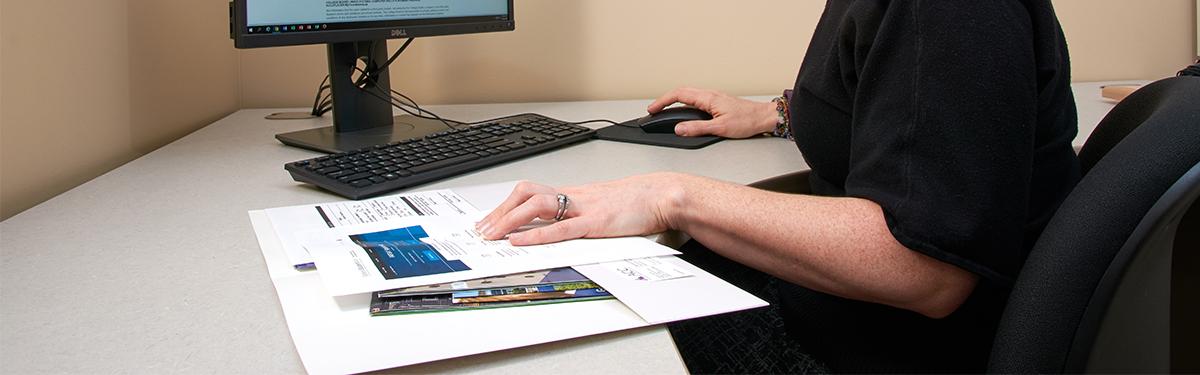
[238,1,825,107]
[1056,0,1196,80]
[1,0,1196,221]
[127,0,241,153]
[0,0,239,220]
[239,0,1198,109]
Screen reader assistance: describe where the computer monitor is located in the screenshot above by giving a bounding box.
[230,0,515,153]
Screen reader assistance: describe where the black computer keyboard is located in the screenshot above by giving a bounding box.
[285,113,595,199]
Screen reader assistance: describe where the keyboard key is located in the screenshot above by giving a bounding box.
[410,154,480,173]
[340,172,373,181]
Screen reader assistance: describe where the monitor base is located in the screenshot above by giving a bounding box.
[275,115,453,154]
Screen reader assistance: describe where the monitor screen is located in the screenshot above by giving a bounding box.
[231,0,514,48]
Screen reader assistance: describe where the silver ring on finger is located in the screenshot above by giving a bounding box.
[554,193,570,221]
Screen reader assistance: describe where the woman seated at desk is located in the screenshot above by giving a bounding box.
[476,0,1081,372]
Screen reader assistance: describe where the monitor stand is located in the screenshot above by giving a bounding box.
[275,114,448,154]
[275,39,447,154]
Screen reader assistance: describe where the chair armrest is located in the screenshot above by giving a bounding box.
[748,170,812,194]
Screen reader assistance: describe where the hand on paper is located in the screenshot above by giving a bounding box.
[647,87,778,139]
[475,174,687,245]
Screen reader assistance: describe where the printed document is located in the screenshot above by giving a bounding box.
[248,181,768,374]
[574,256,768,324]
[264,189,478,269]
[300,215,680,296]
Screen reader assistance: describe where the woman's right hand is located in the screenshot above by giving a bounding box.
[647,87,779,139]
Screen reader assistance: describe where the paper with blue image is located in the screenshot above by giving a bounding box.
[264,189,480,270]
[348,226,471,279]
[300,215,681,296]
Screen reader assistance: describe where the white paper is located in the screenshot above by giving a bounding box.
[250,211,653,375]
[249,182,767,374]
[299,215,680,296]
[574,256,769,325]
[319,192,475,226]
[607,256,694,282]
[264,189,479,269]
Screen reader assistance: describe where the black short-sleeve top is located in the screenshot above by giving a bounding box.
[790,0,1081,284]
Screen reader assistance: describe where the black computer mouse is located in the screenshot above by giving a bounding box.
[636,107,713,134]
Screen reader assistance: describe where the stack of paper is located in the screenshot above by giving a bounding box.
[249,182,767,374]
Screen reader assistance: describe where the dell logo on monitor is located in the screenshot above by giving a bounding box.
[390,29,408,37]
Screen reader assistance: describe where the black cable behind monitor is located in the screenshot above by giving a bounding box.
[265,35,622,143]
[266,39,413,122]
[264,75,332,120]
[312,76,332,116]
[352,65,462,131]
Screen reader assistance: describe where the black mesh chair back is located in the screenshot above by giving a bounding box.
[988,76,1200,372]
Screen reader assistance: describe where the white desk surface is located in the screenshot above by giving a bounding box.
[0,82,1125,373]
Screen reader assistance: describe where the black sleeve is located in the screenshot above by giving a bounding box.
[841,1,1040,282]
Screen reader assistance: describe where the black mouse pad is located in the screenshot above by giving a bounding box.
[595,122,724,149]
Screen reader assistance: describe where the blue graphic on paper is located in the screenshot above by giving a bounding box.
[349,226,470,280]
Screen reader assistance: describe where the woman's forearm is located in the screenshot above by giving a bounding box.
[665,174,978,318]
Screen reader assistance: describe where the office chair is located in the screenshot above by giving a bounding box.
[748,75,1200,372]
[988,75,1200,372]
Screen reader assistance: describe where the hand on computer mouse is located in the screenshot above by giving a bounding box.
[647,87,779,139]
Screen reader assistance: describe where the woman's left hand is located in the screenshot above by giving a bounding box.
[475,173,688,245]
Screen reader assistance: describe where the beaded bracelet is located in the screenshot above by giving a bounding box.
[771,95,793,140]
